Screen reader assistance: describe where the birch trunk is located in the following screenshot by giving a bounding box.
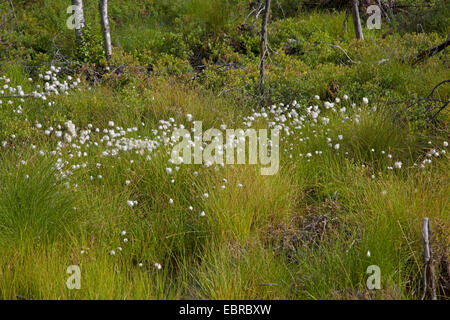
[259,0,271,96]
[71,0,85,45]
[351,0,364,40]
[99,0,112,61]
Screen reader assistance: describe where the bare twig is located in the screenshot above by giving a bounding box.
[0,94,39,98]
[406,80,450,122]
[376,0,391,22]
[275,0,285,18]
[307,44,361,65]
[244,7,258,24]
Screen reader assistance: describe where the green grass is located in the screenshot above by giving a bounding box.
[0,151,76,245]
[0,0,448,300]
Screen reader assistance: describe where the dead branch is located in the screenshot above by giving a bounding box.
[306,44,361,65]
[0,94,39,98]
[406,80,450,122]
[413,33,450,65]
[274,0,285,18]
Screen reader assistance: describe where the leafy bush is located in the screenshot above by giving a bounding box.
[76,25,108,65]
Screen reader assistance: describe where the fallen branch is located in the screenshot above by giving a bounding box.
[413,33,450,65]
[307,44,361,65]
[406,80,450,122]
[0,94,39,98]
[376,0,391,21]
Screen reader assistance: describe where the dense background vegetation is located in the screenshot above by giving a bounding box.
[0,0,448,299]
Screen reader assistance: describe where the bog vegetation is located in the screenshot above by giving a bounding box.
[0,0,448,299]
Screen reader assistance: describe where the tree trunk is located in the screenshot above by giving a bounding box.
[71,0,85,45]
[99,0,112,61]
[351,0,364,40]
[259,0,271,97]
[421,218,437,300]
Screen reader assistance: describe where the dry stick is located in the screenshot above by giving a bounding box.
[413,33,450,65]
[432,100,450,120]
[0,94,39,98]
[255,6,265,25]
[387,0,395,20]
[259,0,271,97]
[245,0,263,25]
[329,44,360,64]
[421,218,437,300]
[275,0,285,18]
[308,44,361,65]
[376,0,391,22]
[99,0,112,61]
[244,7,258,24]
[406,80,450,120]
[245,2,265,28]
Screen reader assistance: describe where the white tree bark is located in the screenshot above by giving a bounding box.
[71,0,85,45]
[259,0,271,96]
[351,0,364,40]
[99,0,112,61]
